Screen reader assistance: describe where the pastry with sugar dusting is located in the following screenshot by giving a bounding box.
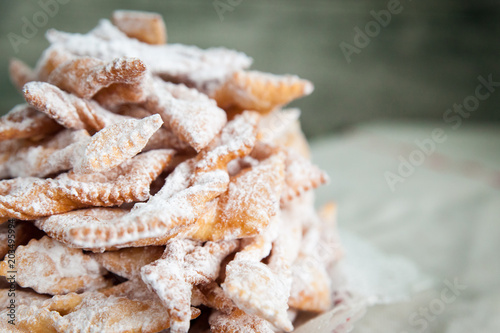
[0,236,110,295]
[0,104,61,141]
[35,112,258,250]
[0,9,347,333]
[0,149,172,220]
[47,56,147,99]
[213,70,314,116]
[24,81,131,133]
[8,58,36,91]
[112,9,167,45]
[141,238,239,332]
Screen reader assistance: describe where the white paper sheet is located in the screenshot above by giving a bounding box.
[309,121,500,332]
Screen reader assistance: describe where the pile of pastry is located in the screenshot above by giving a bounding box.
[0,10,343,333]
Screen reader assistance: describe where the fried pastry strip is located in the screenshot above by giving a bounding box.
[288,256,333,313]
[144,78,227,152]
[24,81,130,133]
[73,114,164,174]
[48,56,146,99]
[55,291,199,333]
[112,10,167,45]
[210,308,275,333]
[258,108,310,158]
[93,80,148,108]
[92,246,164,279]
[115,103,188,154]
[286,199,335,312]
[36,208,128,250]
[0,221,44,260]
[0,129,89,178]
[0,288,200,333]
[194,282,235,314]
[9,58,36,91]
[101,277,158,300]
[33,45,75,81]
[0,236,110,295]
[281,148,329,204]
[213,70,314,114]
[0,104,61,142]
[222,211,300,332]
[190,152,285,241]
[0,289,50,308]
[0,304,62,332]
[141,238,239,333]
[0,149,172,220]
[193,281,276,332]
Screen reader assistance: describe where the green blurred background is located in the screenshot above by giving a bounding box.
[0,0,499,138]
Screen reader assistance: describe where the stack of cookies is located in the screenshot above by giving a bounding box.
[0,10,343,333]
